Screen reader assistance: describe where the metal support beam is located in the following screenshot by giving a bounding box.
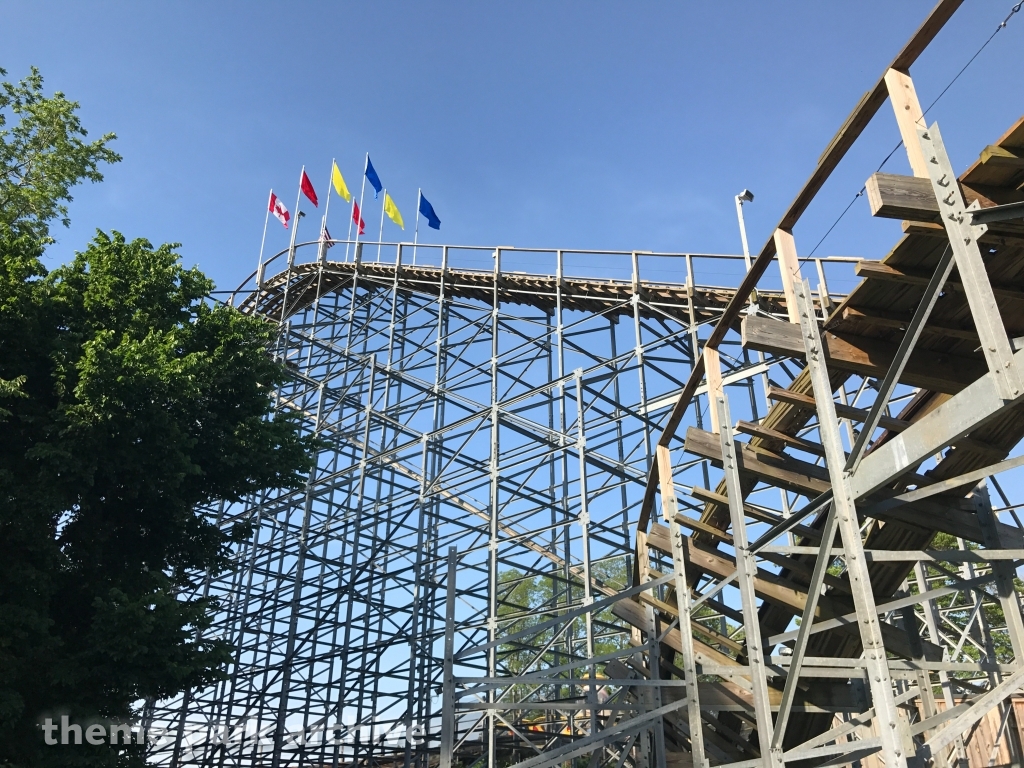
[716,395,780,768]
[793,278,912,768]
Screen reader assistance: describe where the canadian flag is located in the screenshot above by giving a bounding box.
[269,192,290,229]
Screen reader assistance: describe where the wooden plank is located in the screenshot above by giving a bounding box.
[855,260,1024,303]
[838,306,978,343]
[902,218,1024,243]
[647,523,941,662]
[866,172,939,220]
[684,426,832,497]
[866,172,1024,221]
[735,419,825,456]
[673,513,733,544]
[637,591,745,654]
[610,597,737,669]
[689,485,823,542]
[742,315,984,394]
[766,385,912,432]
[705,346,724,435]
[980,144,1024,170]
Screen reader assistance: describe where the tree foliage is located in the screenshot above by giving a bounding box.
[0,67,313,767]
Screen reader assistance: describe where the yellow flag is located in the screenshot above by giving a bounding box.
[384,192,404,229]
[331,162,352,202]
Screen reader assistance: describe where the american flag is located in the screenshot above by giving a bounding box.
[320,224,334,250]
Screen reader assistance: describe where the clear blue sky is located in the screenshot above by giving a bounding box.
[2,1,1022,293]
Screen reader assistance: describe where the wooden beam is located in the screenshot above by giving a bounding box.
[866,172,1024,221]
[855,260,1024,304]
[866,172,944,220]
[646,523,942,662]
[980,144,1024,170]
[685,426,832,497]
[742,315,984,393]
[611,597,737,668]
[705,346,724,434]
[838,306,978,342]
[773,229,802,323]
[689,485,823,542]
[648,0,965,467]
[735,420,825,456]
[673,513,733,544]
[884,68,929,178]
[903,218,1024,244]
[692,0,964,356]
[766,385,912,431]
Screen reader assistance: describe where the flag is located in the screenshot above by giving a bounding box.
[269,191,290,229]
[352,201,366,235]
[300,169,318,207]
[320,223,334,250]
[365,156,383,199]
[331,162,351,202]
[419,194,441,230]
[383,192,404,229]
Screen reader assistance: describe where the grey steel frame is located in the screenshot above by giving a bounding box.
[146,240,850,768]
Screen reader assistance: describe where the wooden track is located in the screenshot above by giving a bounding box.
[618,116,1024,761]
[237,260,792,324]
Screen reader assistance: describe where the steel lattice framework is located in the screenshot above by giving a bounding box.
[148,241,833,768]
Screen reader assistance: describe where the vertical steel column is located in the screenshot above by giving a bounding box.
[270,381,326,768]
[714,393,779,768]
[793,279,911,768]
[487,248,501,768]
[917,123,1022,400]
[440,547,458,768]
[573,368,599,747]
[657,446,707,768]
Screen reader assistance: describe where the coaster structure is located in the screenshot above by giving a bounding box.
[149,2,1024,766]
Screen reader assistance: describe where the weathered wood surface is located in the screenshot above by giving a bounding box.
[742,314,984,393]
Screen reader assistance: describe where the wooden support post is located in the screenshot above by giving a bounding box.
[705,346,724,435]
[884,68,930,178]
[770,228,802,325]
[773,229,801,324]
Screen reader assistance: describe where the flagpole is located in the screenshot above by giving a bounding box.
[288,166,304,265]
[346,199,356,262]
[319,160,334,263]
[352,153,368,264]
[413,188,421,266]
[377,187,387,262]
[344,164,355,261]
[257,189,272,290]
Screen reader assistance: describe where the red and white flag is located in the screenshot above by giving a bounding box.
[269,192,290,229]
[300,169,318,207]
[320,223,334,250]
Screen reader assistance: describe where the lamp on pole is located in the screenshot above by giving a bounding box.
[734,189,754,270]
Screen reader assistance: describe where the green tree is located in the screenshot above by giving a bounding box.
[0,67,313,767]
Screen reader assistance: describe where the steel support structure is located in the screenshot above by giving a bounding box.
[147,240,836,768]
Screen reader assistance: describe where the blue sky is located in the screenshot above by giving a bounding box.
[2,1,1022,294]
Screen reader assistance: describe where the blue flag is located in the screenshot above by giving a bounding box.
[365,156,383,199]
[419,193,441,230]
